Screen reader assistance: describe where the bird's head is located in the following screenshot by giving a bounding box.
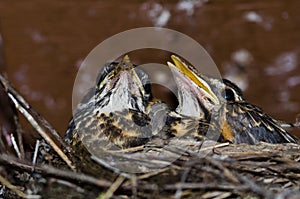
[94,55,151,113]
[167,55,242,118]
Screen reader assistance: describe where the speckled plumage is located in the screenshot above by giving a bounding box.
[64,57,162,151]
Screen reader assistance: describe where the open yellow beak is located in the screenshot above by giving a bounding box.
[167,55,219,105]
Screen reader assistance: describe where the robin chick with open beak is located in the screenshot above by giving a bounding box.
[167,55,298,144]
[64,56,167,152]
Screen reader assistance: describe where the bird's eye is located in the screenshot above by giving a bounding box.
[224,88,235,101]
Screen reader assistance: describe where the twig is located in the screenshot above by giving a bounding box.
[205,157,239,183]
[27,106,71,153]
[15,117,25,159]
[237,174,275,199]
[107,145,144,153]
[7,92,75,170]
[48,178,86,193]
[175,167,191,199]
[0,154,111,188]
[100,175,125,199]
[164,182,249,191]
[32,140,40,167]
[137,168,169,180]
[10,133,21,158]
[130,174,137,199]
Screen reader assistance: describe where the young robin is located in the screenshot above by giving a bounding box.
[167,55,298,144]
[64,56,167,152]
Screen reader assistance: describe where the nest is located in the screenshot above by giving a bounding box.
[0,74,299,199]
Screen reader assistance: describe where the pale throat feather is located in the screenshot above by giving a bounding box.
[95,71,145,114]
[176,87,204,118]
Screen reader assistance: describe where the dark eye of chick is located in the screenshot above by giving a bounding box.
[224,88,235,101]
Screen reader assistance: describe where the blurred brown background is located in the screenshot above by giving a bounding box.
[0,0,299,138]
